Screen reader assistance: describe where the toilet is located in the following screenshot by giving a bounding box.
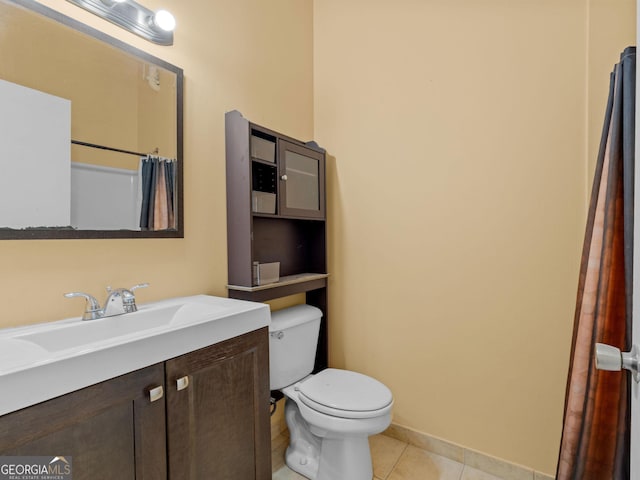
[270,305,393,480]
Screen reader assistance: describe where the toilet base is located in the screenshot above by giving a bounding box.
[283,397,376,480]
[284,398,321,479]
[315,436,373,480]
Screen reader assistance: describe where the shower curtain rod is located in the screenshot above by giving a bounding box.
[71,139,159,157]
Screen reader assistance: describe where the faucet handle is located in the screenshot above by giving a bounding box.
[64,292,102,321]
[130,283,150,292]
[121,283,149,313]
[105,283,148,296]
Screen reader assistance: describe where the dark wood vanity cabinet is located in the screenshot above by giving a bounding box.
[0,363,167,480]
[0,329,271,480]
[166,327,270,480]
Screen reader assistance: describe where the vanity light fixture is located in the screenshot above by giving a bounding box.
[150,9,176,32]
[65,0,176,45]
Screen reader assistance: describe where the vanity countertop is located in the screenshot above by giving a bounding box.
[0,295,270,416]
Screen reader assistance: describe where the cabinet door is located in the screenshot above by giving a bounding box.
[0,364,167,480]
[278,140,325,219]
[165,328,270,480]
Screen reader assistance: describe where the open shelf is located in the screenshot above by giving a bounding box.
[228,273,328,292]
[227,273,328,302]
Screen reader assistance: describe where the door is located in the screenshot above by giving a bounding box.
[597,12,640,473]
[278,140,325,219]
[0,364,167,480]
[595,11,640,475]
[165,328,271,480]
[595,15,640,479]
[633,8,640,472]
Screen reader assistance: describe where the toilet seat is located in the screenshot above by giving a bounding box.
[296,369,393,419]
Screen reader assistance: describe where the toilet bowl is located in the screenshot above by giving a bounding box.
[269,305,393,480]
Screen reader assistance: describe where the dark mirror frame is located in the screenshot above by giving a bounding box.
[0,0,184,240]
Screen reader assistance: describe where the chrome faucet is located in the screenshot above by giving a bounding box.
[65,283,149,320]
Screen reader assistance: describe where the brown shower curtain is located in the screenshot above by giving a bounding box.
[557,47,635,480]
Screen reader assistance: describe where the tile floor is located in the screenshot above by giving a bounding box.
[272,433,505,480]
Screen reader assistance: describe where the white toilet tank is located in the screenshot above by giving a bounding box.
[269,304,322,390]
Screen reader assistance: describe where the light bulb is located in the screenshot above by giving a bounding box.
[152,9,175,32]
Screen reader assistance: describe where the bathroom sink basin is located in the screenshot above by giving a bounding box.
[0,338,50,370]
[15,300,232,352]
[0,294,270,416]
[16,304,184,352]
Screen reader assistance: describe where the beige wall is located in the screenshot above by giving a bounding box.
[138,65,178,161]
[314,0,631,475]
[586,0,636,180]
[0,0,313,329]
[1,0,635,476]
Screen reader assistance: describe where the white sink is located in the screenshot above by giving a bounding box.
[15,301,233,352]
[16,304,184,352]
[0,295,270,416]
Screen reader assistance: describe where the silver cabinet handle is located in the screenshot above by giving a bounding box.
[149,385,164,402]
[176,376,190,391]
[280,174,288,181]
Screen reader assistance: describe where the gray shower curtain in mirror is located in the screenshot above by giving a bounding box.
[139,155,177,231]
[557,47,635,480]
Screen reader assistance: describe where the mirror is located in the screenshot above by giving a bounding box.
[0,0,183,239]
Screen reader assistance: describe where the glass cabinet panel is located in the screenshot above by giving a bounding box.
[278,140,325,219]
[285,150,319,211]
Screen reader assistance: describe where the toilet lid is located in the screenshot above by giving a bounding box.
[297,369,392,413]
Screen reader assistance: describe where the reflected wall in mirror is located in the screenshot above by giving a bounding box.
[0,0,183,239]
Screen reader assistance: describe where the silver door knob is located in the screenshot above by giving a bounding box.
[595,343,640,382]
[280,174,288,181]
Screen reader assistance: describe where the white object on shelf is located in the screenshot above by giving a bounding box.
[253,261,280,285]
[252,191,276,214]
[251,135,276,163]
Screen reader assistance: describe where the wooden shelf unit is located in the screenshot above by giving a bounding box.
[225,110,328,371]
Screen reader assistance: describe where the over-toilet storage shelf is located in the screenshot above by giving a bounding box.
[227,273,329,301]
[225,110,328,371]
